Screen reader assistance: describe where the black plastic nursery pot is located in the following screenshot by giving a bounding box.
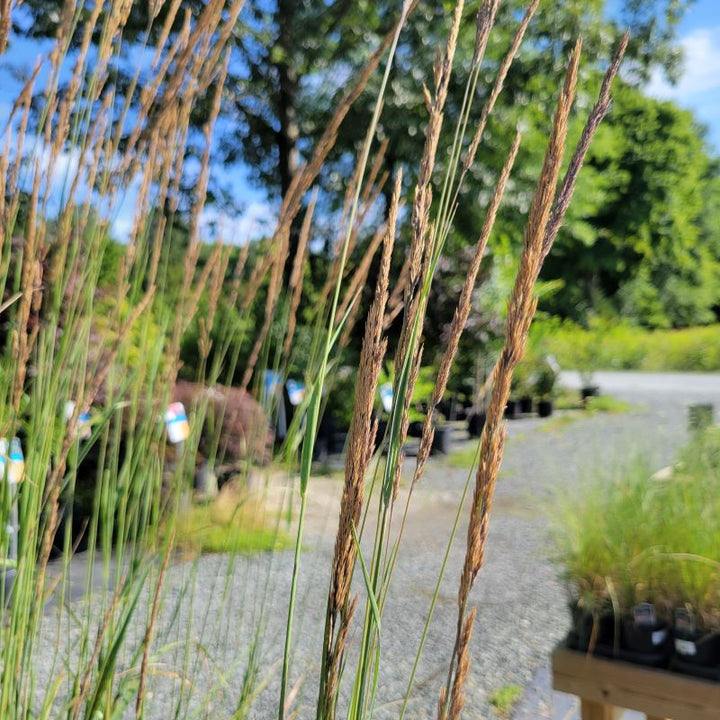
[312,413,338,461]
[672,631,720,681]
[567,603,618,654]
[568,603,671,668]
[620,615,673,667]
[537,399,553,417]
[519,396,533,414]
[467,412,485,438]
[504,399,519,419]
[431,424,452,455]
[581,385,600,402]
[567,600,720,681]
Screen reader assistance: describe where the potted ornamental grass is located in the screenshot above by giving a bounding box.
[534,359,558,417]
[554,427,720,678]
[664,427,720,678]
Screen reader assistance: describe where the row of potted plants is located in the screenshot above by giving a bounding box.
[508,358,559,417]
[555,425,720,680]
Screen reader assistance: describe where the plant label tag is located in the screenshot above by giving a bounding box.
[379,383,393,413]
[633,603,656,627]
[264,370,283,397]
[0,438,6,480]
[165,403,190,444]
[0,438,24,484]
[64,401,92,439]
[675,608,695,635]
[651,629,667,646]
[286,379,305,406]
[675,607,695,634]
[675,638,697,656]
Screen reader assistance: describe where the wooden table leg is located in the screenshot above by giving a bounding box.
[580,700,622,720]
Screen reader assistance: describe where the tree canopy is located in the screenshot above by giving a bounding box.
[7,0,719,345]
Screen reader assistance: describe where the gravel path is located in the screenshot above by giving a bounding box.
[36,372,720,719]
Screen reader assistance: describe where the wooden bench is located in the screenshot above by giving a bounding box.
[552,647,720,720]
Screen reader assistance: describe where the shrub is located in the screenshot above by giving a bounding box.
[535,319,720,372]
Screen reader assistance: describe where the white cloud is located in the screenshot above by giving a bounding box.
[200,200,276,245]
[646,26,720,100]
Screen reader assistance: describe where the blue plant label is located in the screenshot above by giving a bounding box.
[0,437,24,483]
[633,602,656,627]
[64,401,92,439]
[165,402,190,444]
[379,383,393,413]
[286,379,305,406]
[264,370,283,397]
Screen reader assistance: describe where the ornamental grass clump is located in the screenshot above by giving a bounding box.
[555,427,720,634]
[0,0,628,717]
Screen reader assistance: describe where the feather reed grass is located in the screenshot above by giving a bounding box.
[439,33,626,717]
[0,1,628,717]
[318,171,400,720]
[442,38,584,716]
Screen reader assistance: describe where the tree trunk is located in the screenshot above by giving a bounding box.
[276,0,302,281]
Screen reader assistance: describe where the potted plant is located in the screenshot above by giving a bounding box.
[575,317,608,402]
[534,359,557,417]
[665,427,720,678]
[513,362,534,415]
[555,428,720,674]
[431,413,453,455]
[672,606,720,680]
[467,410,485,437]
[555,465,671,666]
[579,371,600,402]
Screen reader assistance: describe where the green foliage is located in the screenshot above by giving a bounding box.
[13,0,712,352]
[447,443,481,471]
[489,684,523,716]
[535,318,720,372]
[324,365,358,431]
[554,428,720,628]
[93,295,168,372]
[541,84,720,328]
[532,359,558,400]
[584,395,633,414]
[510,360,532,398]
[172,496,291,555]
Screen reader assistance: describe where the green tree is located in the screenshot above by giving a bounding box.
[13,0,690,206]
[540,83,720,327]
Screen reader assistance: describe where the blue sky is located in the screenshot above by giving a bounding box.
[643,0,720,151]
[2,1,718,242]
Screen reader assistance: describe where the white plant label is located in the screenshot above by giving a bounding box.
[675,638,697,656]
[165,402,190,444]
[286,379,305,407]
[651,629,667,646]
[379,383,393,413]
